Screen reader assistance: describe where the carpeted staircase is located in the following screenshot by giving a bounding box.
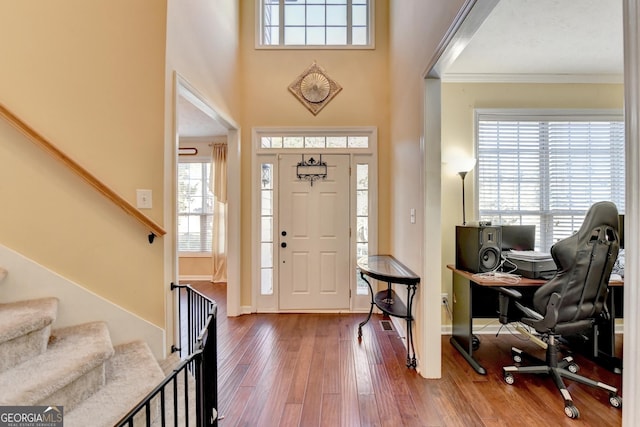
[0,296,166,426]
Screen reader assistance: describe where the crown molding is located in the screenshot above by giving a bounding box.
[441,73,624,84]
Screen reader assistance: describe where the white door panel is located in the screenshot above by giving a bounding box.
[279,154,350,310]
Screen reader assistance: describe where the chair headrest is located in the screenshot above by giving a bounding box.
[576,201,619,238]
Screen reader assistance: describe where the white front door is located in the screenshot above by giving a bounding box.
[278,154,350,310]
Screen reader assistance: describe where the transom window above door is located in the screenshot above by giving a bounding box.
[257,0,373,48]
[260,135,369,148]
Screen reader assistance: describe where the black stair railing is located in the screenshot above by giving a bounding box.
[115,285,218,427]
[171,283,216,358]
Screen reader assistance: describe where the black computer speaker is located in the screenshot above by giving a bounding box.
[455,225,502,273]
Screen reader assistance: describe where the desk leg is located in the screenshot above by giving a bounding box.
[592,287,622,373]
[358,272,374,340]
[450,273,486,375]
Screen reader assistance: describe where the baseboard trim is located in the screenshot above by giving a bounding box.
[441,321,624,335]
[178,275,212,282]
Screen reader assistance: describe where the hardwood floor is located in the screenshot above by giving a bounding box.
[187,281,622,427]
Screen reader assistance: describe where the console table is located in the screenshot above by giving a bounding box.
[357,255,420,368]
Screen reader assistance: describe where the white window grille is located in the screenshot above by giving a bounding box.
[258,0,373,48]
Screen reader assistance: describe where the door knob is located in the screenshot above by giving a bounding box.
[281,231,287,236]
[281,242,287,248]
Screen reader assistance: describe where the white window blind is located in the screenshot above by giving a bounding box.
[476,111,625,251]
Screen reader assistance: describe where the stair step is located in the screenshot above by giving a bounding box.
[65,340,165,427]
[0,297,58,373]
[0,321,114,411]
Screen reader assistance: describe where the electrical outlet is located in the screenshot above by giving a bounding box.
[441,293,449,305]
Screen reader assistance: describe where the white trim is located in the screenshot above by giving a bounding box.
[420,78,443,379]
[178,252,212,258]
[440,321,625,336]
[442,73,624,84]
[474,108,624,121]
[251,127,378,313]
[623,1,640,425]
[425,0,500,79]
[178,275,213,282]
[169,74,242,336]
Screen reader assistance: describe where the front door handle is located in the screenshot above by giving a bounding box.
[281,242,287,248]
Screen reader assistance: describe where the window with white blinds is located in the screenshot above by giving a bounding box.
[476,110,625,251]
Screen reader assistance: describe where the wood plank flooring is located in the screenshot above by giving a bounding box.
[187,281,623,427]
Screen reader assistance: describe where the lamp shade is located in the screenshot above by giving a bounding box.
[454,157,476,174]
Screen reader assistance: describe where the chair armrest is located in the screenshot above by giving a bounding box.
[497,287,523,300]
[495,287,523,324]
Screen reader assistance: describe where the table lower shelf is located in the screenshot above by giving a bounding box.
[373,289,411,320]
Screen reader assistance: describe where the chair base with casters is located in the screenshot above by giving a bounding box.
[502,332,622,419]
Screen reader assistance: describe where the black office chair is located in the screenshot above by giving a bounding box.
[496,201,622,419]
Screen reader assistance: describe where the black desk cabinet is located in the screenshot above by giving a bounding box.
[357,255,420,368]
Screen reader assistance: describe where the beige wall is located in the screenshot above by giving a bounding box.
[0,1,168,326]
[238,0,391,306]
[440,82,625,326]
[0,0,241,341]
[179,256,212,278]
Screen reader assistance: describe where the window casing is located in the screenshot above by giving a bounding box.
[178,161,214,253]
[476,110,625,251]
[257,0,373,48]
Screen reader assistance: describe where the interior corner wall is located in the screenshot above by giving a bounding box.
[0,1,168,328]
[388,0,467,379]
[439,82,625,327]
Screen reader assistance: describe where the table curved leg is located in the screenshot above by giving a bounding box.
[406,283,417,368]
[358,272,375,340]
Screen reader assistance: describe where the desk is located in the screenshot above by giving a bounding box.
[446,265,623,375]
[357,255,420,368]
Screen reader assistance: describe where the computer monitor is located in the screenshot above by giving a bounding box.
[501,224,536,251]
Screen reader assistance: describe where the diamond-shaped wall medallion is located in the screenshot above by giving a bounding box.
[288,62,342,116]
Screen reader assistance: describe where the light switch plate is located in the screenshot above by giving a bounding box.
[136,189,152,209]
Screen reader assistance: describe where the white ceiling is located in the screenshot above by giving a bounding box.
[178,94,227,138]
[443,0,624,83]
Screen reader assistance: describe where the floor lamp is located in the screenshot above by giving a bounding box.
[457,158,476,225]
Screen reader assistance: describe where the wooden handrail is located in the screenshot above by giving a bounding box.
[0,103,166,240]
